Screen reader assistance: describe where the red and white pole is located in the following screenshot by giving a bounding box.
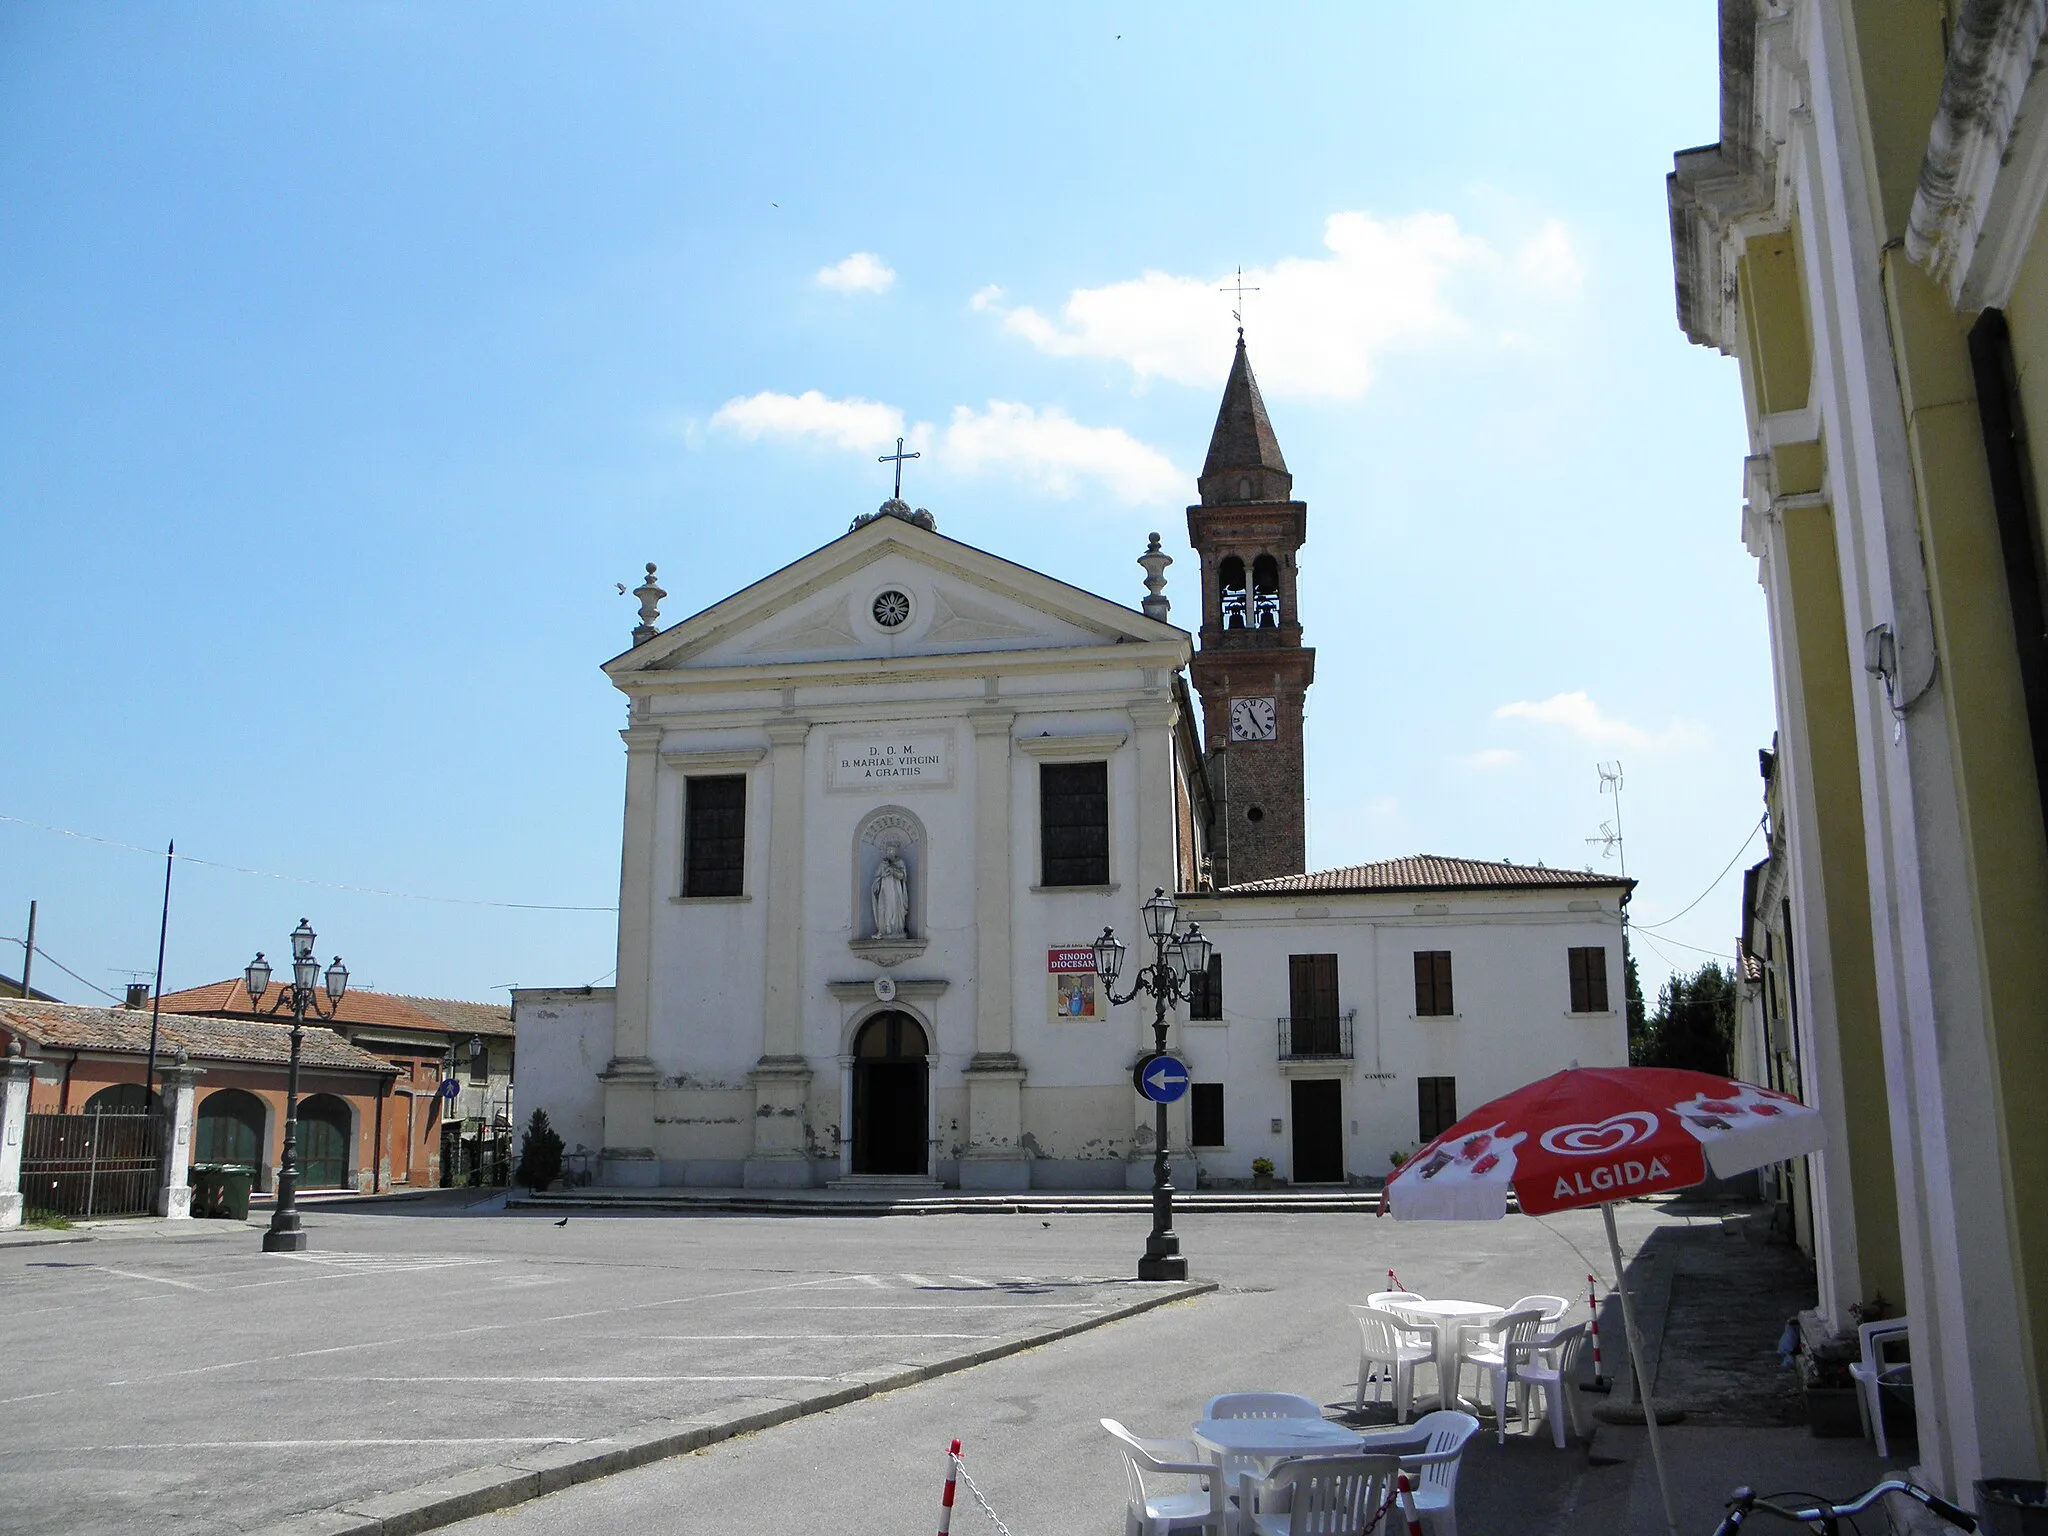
[1396,1471,1425,1536]
[1388,1268,1403,1292]
[937,1439,960,1536]
[1588,1274,1607,1387]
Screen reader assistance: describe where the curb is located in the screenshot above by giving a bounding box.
[248,1276,1217,1535]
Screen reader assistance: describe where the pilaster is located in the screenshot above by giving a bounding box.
[747,716,814,1187]
[743,1056,815,1188]
[601,720,664,1183]
[0,1042,34,1229]
[153,1049,203,1219]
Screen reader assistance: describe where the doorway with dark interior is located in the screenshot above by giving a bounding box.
[851,1010,929,1175]
[1290,1077,1345,1184]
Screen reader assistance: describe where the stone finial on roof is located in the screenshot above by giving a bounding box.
[850,498,937,533]
[631,563,666,646]
[7,1039,20,1058]
[1138,532,1172,622]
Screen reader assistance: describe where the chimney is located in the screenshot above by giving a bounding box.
[124,983,150,1010]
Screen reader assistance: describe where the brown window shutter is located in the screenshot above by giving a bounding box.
[1413,951,1432,1016]
[1289,954,1316,1021]
[1588,948,1609,1012]
[1434,951,1453,1015]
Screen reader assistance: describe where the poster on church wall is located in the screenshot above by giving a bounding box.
[828,731,954,791]
[1048,946,1100,1022]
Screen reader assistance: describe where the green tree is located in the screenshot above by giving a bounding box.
[514,1108,566,1192]
[1638,961,1738,1074]
[1624,939,1649,1063]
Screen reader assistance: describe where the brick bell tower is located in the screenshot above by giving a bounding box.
[1187,334,1315,887]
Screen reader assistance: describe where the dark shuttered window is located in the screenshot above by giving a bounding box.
[1188,954,1224,1020]
[1288,953,1340,1056]
[1418,1076,1458,1142]
[1413,951,1454,1017]
[1039,762,1109,887]
[1191,1083,1225,1147]
[683,775,747,897]
[1568,946,1610,1013]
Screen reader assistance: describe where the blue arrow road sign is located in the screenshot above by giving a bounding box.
[1137,1053,1191,1104]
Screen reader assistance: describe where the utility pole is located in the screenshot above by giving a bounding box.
[18,900,37,997]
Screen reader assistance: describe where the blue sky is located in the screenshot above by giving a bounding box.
[0,4,1760,1006]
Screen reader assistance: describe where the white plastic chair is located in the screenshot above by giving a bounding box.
[1394,1410,1480,1536]
[1367,1289,1424,1313]
[1347,1305,1436,1421]
[1235,1453,1403,1536]
[1204,1391,1324,1421]
[1506,1323,1590,1449]
[1101,1418,1228,1536]
[1846,1318,1910,1459]
[1453,1308,1548,1441]
[1505,1293,1570,1324]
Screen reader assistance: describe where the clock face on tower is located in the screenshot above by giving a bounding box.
[1229,696,1278,742]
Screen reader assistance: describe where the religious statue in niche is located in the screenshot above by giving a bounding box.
[870,840,910,939]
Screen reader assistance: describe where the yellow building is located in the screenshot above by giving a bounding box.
[1669,0,2048,1501]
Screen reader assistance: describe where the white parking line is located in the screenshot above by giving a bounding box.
[359,1375,839,1384]
[0,1437,586,1455]
[97,1267,206,1291]
[642,1333,989,1341]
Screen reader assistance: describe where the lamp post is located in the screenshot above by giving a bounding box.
[244,919,348,1253]
[1095,887,1213,1282]
[467,1035,485,1185]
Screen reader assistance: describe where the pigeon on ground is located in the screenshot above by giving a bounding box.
[1041,1220,1051,1229]
[555,1217,569,1227]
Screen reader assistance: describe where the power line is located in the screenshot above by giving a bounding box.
[1,813,618,913]
[1631,815,1767,930]
[1,935,124,1003]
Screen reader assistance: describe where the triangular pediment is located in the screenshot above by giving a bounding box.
[607,514,1184,678]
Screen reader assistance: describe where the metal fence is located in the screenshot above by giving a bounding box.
[19,1110,162,1219]
[1275,1011,1357,1061]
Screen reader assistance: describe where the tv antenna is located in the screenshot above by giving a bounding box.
[1585,761,1627,877]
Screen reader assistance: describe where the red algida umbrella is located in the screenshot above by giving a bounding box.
[1380,1066,1824,1534]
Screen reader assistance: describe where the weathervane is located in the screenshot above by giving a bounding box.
[878,436,920,499]
[1219,265,1261,336]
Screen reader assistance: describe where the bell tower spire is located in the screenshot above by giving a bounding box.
[1186,337,1315,887]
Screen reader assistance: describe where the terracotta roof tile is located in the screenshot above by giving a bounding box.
[0,1000,399,1073]
[154,981,513,1037]
[1206,855,1634,898]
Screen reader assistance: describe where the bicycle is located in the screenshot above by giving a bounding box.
[1712,1478,1978,1533]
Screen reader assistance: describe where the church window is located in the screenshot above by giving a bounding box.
[1568,946,1610,1013]
[1039,761,1109,886]
[871,589,912,629]
[1218,556,1248,630]
[1188,953,1223,1020]
[1191,1083,1225,1147]
[1251,554,1281,628]
[1418,1076,1458,1142]
[1413,951,1454,1016]
[683,774,747,897]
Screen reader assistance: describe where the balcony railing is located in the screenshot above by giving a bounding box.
[1276,1011,1356,1061]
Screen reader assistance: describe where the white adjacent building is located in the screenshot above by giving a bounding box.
[518,342,1631,1190]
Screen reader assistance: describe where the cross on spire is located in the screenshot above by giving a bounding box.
[878,436,921,499]
[1219,265,1261,336]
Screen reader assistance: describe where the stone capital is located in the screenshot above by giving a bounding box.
[620,723,664,750]
[764,717,813,747]
[967,708,1017,738]
[1128,696,1177,729]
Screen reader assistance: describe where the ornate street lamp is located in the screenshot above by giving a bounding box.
[245,918,347,1254]
[1095,888,1217,1281]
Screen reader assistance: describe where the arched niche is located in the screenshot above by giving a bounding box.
[850,805,928,956]
[296,1093,354,1188]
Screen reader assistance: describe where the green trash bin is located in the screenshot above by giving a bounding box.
[187,1164,254,1220]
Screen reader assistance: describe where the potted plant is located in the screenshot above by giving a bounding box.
[1251,1157,1275,1191]
[1802,1334,1862,1437]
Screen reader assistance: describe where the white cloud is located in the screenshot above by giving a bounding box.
[941,401,1181,504]
[1493,692,1709,753]
[978,208,1580,399]
[709,390,905,453]
[1461,747,1520,770]
[708,389,1180,504]
[815,252,896,294]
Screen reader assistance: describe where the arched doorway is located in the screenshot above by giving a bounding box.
[295,1094,352,1188]
[195,1089,265,1166]
[850,1011,929,1175]
[82,1083,162,1115]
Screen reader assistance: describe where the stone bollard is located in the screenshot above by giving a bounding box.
[154,1048,204,1219]
[1,1040,36,1230]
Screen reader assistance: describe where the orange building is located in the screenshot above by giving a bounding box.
[157,981,513,1189]
[0,998,398,1193]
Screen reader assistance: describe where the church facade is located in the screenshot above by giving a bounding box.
[517,342,1631,1190]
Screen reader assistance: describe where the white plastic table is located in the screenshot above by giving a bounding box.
[1388,1298,1505,1410]
[1190,1415,1364,1472]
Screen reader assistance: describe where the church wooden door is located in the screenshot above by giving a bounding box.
[851,1011,929,1176]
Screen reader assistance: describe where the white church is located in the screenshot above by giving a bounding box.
[517,340,1631,1191]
